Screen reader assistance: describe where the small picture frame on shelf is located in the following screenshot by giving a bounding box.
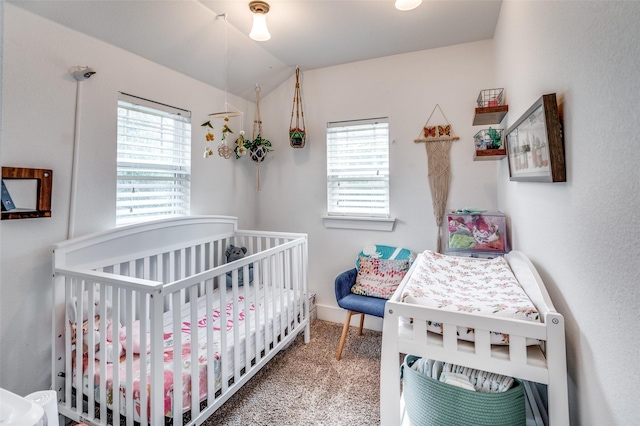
[505,93,566,182]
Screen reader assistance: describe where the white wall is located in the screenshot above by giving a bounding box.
[7,3,637,423]
[0,4,257,395]
[494,1,640,424]
[256,40,500,328]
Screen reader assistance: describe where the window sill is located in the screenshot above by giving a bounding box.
[322,215,396,231]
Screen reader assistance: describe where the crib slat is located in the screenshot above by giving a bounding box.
[111,286,121,425]
[86,284,96,419]
[172,290,183,426]
[232,269,241,383]
[206,279,216,403]
[98,284,107,423]
[73,279,83,415]
[190,284,200,420]
[271,253,279,341]
[284,249,292,331]
[139,294,149,426]
[149,289,164,425]
[292,247,300,328]
[253,260,262,365]
[220,274,229,395]
[124,289,135,426]
[63,279,72,413]
[243,268,251,375]
[260,256,268,353]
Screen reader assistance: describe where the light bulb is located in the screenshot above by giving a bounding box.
[250,13,271,41]
[395,0,422,11]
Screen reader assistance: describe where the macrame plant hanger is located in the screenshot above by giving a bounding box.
[289,67,306,148]
[414,104,459,253]
[252,85,264,190]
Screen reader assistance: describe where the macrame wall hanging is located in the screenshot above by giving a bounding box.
[414,104,459,253]
[289,67,306,148]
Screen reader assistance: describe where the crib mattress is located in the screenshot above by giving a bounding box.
[400,250,540,345]
[72,282,299,421]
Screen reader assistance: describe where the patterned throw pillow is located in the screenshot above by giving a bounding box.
[356,244,415,270]
[351,256,411,299]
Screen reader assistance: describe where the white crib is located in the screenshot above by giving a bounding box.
[380,250,569,425]
[52,216,309,426]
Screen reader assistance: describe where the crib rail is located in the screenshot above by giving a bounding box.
[53,218,309,426]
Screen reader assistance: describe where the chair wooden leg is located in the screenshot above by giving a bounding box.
[336,310,353,361]
[358,312,365,335]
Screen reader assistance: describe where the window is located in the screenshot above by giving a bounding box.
[116,93,191,226]
[326,118,390,217]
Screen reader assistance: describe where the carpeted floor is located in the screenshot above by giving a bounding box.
[202,320,383,426]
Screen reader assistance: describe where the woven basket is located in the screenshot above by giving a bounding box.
[402,355,526,426]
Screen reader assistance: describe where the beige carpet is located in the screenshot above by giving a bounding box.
[202,320,383,426]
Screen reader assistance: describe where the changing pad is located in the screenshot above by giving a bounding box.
[401,250,540,345]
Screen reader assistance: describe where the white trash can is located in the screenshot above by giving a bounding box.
[0,388,46,426]
[25,391,59,426]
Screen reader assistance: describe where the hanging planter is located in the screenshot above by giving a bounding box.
[246,85,272,190]
[245,135,273,163]
[249,146,267,163]
[289,129,305,148]
[289,67,306,148]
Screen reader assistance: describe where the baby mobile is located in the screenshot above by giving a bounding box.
[201,117,235,159]
[202,12,243,160]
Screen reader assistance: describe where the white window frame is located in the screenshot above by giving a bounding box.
[116,93,191,227]
[324,117,395,231]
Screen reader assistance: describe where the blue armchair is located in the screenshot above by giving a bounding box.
[334,268,386,360]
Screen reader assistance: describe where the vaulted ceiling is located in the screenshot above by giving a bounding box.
[10,0,502,100]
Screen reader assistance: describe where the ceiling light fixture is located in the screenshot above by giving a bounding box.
[395,0,422,11]
[249,1,271,41]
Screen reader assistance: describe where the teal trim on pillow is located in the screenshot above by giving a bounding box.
[356,244,415,270]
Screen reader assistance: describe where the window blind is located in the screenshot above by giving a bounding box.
[116,95,191,226]
[326,118,390,216]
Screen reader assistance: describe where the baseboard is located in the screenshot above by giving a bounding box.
[316,304,384,332]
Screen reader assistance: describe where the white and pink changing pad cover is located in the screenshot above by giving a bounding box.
[401,250,540,345]
[72,283,299,422]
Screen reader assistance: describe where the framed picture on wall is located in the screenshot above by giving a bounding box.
[505,93,566,182]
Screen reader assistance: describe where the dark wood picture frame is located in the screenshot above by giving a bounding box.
[1,167,53,219]
[505,93,565,182]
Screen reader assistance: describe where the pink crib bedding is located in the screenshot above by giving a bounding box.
[72,284,295,421]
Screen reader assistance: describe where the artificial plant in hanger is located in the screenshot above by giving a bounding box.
[289,67,306,148]
[233,85,273,190]
[249,85,272,163]
[233,85,273,162]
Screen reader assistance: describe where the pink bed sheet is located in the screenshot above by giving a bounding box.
[72,294,260,421]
